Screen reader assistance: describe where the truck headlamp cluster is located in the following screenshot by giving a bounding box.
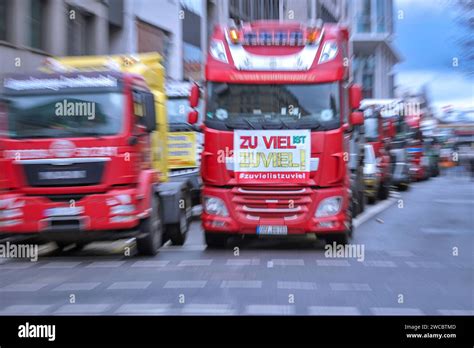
[204,196,229,217]
[210,39,228,63]
[316,196,342,217]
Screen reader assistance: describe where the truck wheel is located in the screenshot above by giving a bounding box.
[378,180,390,200]
[136,193,162,256]
[205,232,228,248]
[168,193,190,246]
[357,189,365,215]
[367,196,376,205]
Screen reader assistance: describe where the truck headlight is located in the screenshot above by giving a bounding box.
[0,208,23,219]
[111,204,135,215]
[204,196,229,217]
[210,39,228,63]
[316,196,342,217]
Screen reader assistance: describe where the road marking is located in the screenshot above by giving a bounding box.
[163,280,207,288]
[245,305,295,315]
[178,259,213,267]
[371,307,424,315]
[53,282,101,291]
[0,304,52,315]
[421,227,471,235]
[308,306,361,315]
[115,304,172,315]
[330,283,372,291]
[438,309,474,315]
[317,260,351,267]
[220,280,262,289]
[160,245,207,252]
[40,261,82,269]
[182,304,235,315]
[54,304,111,314]
[277,281,317,290]
[267,261,274,268]
[86,261,126,268]
[405,261,444,269]
[0,283,48,292]
[226,259,260,266]
[0,262,35,269]
[107,281,151,290]
[363,260,397,268]
[434,199,474,204]
[271,259,304,266]
[131,260,170,268]
[353,197,396,228]
[386,250,415,257]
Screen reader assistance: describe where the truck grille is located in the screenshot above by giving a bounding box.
[22,161,105,187]
[232,187,312,220]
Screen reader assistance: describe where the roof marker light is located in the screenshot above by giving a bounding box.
[229,28,240,44]
[306,28,321,45]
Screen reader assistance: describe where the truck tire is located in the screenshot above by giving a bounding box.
[205,232,228,248]
[168,192,190,246]
[136,193,163,256]
[367,196,376,205]
[378,180,390,200]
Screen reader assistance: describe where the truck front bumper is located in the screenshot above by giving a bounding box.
[202,186,350,235]
[0,189,147,240]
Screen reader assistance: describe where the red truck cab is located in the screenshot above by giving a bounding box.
[0,71,165,255]
[196,21,363,247]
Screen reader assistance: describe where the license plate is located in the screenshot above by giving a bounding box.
[45,207,84,217]
[257,225,288,235]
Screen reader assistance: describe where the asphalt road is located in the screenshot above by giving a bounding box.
[0,168,472,315]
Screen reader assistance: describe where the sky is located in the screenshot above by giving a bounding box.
[393,0,473,112]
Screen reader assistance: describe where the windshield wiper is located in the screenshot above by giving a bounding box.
[224,118,258,130]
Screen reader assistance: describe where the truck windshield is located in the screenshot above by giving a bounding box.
[4,92,124,139]
[167,98,190,124]
[364,117,379,141]
[205,82,340,130]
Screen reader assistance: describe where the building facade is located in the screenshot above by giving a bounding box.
[0,0,110,76]
[349,0,400,98]
[0,0,208,81]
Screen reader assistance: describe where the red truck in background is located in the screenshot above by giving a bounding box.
[405,112,426,181]
[188,20,364,247]
[360,100,395,203]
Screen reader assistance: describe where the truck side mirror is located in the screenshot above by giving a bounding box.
[144,93,156,132]
[349,84,362,110]
[190,84,200,108]
[350,111,364,126]
[188,110,198,125]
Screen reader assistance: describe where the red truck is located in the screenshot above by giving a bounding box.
[0,54,193,255]
[360,100,395,203]
[188,20,363,247]
[405,112,426,181]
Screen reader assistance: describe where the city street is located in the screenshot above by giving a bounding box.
[0,169,472,316]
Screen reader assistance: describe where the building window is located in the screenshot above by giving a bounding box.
[0,0,8,41]
[356,0,371,33]
[376,0,388,33]
[136,19,171,73]
[30,0,46,50]
[67,6,94,55]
